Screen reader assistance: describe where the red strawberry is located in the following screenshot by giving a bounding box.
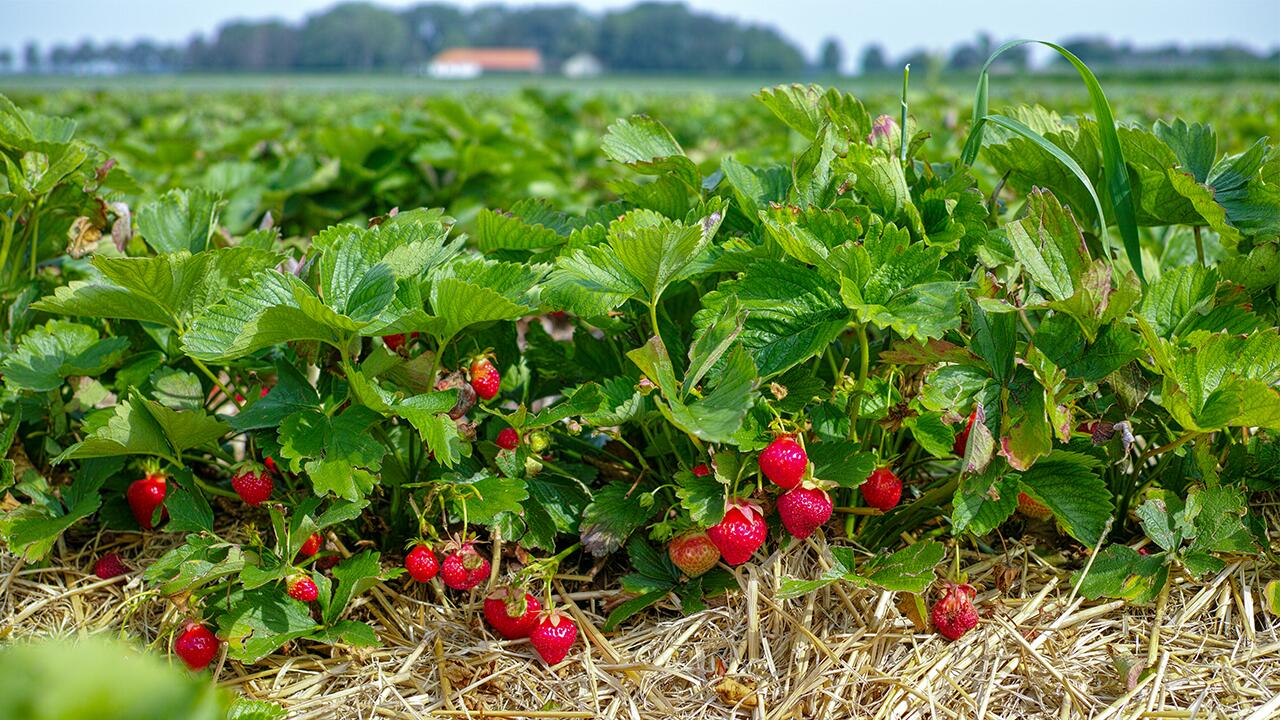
[953,410,976,456]
[861,467,902,511]
[288,575,319,603]
[174,622,220,670]
[931,582,979,641]
[405,545,439,582]
[299,533,323,557]
[483,588,541,639]
[127,473,168,529]
[496,427,520,450]
[231,468,273,506]
[93,552,129,579]
[441,543,490,590]
[667,530,720,577]
[1016,492,1052,521]
[777,486,833,540]
[530,612,578,664]
[263,456,278,475]
[758,435,807,489]
[383,334,408,351]
[1137,546,1152,556]
[469,357,501,401]
[691,463,711,477]
[706,500,768,566]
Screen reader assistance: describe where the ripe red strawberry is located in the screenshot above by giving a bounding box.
[931,582,979,641]
[263,456,278,475]
[1016,492,1052,521]
[496,427,520,450]
[861,467,902,511]
[469,357,501,400]
[691,463,711,477]
[127,473,167,529]
[405,544,439,582]
[383,333,408,351]
[231,468,273,506]
[441,543,490,590]
[777,486,833,539]
[288,575,319,603]
[758,435,807,489]
[667,530,720,577]
[953,410,976,456]
[483,588,541,639]
[706,500,768,566]
[93,552,129,579]
[174,622,220,670]
[530,612,578,664]
[299,533,323,557]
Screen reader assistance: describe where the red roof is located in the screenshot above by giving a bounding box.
[432,48,543,71]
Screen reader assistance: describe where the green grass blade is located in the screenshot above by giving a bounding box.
[960,39,1144,282]
[979,114,1110,270]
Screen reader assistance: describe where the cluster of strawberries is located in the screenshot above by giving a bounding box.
[667,434,979,642]
[401,540,578,665]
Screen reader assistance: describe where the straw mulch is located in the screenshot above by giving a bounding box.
[3,520,1278,720]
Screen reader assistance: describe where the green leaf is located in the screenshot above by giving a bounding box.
[445,471,528,526]
[807,440,875,488]
[861,540,946,593]
[1136,495,1185,553]
[1018,451,1113,545]
[1184,486,1255,558]
[904,412,955,459]
[602,115,699,189]
[278,406,385,501]
[227,698,288,720]
[951,463,1018,537]
[323,552,389,625]
[219,587,319,663]
[57,394,229,463]
[962,40,1143,282]
[999,367,1052,471]
[136,188,224,254]
[1075,544,1168,603]
[230,361,322,432]
[696,259,846,378]
[1,321,128,392]
[675,467,727,526]
[474,208,565,252]
[35,250,279,331]
[164,480,214,534]
[755,84,824,138]
[1005,189,1090,301]
[627,336,756,443]
[580,480,659,557]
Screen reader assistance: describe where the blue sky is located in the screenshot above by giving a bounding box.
[5,0,1279,68]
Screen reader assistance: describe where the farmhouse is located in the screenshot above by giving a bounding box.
[426,48,543,78]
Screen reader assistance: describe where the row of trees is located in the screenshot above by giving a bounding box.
[6,2,1277,76]
[11,2,808,75]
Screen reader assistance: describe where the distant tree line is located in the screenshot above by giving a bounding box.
[4,3,1277,76]
[10,1,806,75]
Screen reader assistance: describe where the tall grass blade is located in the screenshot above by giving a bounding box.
[960,40,1144,282]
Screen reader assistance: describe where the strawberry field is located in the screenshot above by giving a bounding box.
[2,45,1279,720]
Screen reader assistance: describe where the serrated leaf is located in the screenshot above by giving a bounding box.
[1,320,128,392]
[862,540,946,593]
[580,480,658,557]
[219,586,319,663]
[57,394,229,463]
[278,406,385,501]
[136,188,223,254]
[445,471,528,526]
[696,259,847,378]
[1018,450,1112,545]
[676,467,727,526]
[1075,544,1168,603]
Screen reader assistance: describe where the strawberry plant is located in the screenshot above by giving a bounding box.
[1,40,1277,675]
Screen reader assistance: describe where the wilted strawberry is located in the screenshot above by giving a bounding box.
[931,582,979,641]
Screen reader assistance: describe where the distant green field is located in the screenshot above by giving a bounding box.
[3,71,1277,99]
